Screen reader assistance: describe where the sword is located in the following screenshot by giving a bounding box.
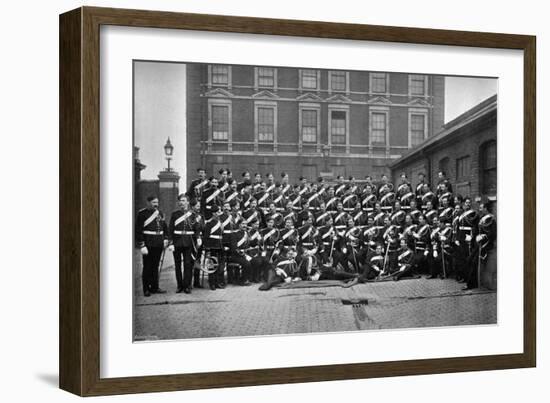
[158,247,166,275]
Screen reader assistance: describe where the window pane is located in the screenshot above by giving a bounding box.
[258,107,274,142]
[331,71,346,91]
[371,73,387,93]
[456,156,471,180]
[483,141,497,169]
[331,110,346,144]
[410,75,425,95]
[302,109,317,143]
[482,141,497,195]
[410,114,426,146]
[212,65,228,85]
[302,69,318,89]
[212,105,229,140]
[371,112,386,144]
[258,67,274,87]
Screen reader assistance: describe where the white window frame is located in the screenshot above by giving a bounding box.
[328,71,350,94]
[408,74,428,97]
[368,106,390,146]
[298,103,321,146]
[254,67,278,91]
[328,104,350,149]
[207,64,232,88]
[369,72,390,95]
[254,101,277,143]
[299,69,321,91]
[208,99,232,143]
[408,108,429,148]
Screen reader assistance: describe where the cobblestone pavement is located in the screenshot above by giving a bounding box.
[133,252,497,341]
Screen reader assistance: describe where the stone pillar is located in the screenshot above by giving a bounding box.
[158,170,180,217]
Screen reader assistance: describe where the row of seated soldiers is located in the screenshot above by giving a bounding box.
[136,170,496,296]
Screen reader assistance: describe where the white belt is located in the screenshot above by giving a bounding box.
[459,226,472,231]
[209,235,222,239]
[174,230,194,235]
[143,230,163,235]
[223,230,234,234]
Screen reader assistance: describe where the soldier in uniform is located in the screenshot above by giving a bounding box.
[463,198,496,290]
[242,197,263,229]
[253,172,264,193]
[333,201,351,239]
[237,171,251,192]
[282,200,297,229]
[280,172,292,198]
[264,172,276,194]
[415,172,430,197]
[317,215,336,266]
[297,216,319,280]
[190,198,204,289]
[436,170,453,195]
[248,220,270,283]
[314,201,332,227]
[296,200,314,227]
[168,194,202,294]
[224,178,241,207]
[342,242,384,287]
[279,217,299,255]
[258,248,299,291]
[186,168,208,202]
[228,219,253,286]
[324,187,340,213]
[360,184,377,214]
[135,196,169,296]
[408,199,421,224]
[342,188,359,213]
[202,205,224,290]
[424,200,438,225]
[218,168,230,193]
[428,215,453,279]
[390,200,406,231]
[218,201,235,287]
[412,214,431,275]
[392,238,416,281]
[305,183,322,212]
[351,201,368,226]
[260,216,281,266]
[334,175,347,198]
[265,202,284,229]
[271,183,287,212]
[400,213,417,249]
[201,177,224,219]
[454,197,478,283]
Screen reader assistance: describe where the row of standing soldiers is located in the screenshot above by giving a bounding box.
[135,170,496,295]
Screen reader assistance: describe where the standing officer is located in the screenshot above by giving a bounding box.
[186,167,209,201]
[135,196,168,297]
[201,177,224,219]
[455,197,478,283]
[168,194,202,294]
[202,205,224,290]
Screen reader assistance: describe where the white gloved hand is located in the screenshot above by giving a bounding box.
[455,240,460,246]
[140,246,148,256]
[284,277,292,283]
[424,250,429,257]
[163,239,169,248]
[434,251,439,258]
[440,235,447,241]
[465,235,472,242]
[342,248,348,254]
[196,238,202,247]
[168,245,175,252]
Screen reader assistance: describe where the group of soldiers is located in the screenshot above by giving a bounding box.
[135,168,496,296]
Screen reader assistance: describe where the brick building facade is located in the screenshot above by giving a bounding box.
[389,95,497,203]
[185,64,445,186]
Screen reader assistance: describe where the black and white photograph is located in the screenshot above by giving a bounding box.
[133,61,498,341]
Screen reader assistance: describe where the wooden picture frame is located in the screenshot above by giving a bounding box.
[59,6,536,396]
